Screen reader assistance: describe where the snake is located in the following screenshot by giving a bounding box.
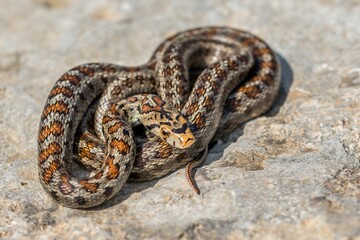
[38,27,281,208]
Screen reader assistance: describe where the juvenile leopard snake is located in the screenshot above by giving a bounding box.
[38,27,280,208]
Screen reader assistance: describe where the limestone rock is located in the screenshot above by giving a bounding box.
[0,0,359,239]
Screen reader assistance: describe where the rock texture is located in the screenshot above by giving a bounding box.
[0,0,359,239]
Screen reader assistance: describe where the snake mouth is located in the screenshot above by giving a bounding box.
[177,136,195,149]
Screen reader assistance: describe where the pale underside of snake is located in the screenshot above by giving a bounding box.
[38,27,281,208]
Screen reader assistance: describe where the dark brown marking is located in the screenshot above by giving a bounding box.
[111,85,122,95]
[173,123,188,134]
[177,84,186,96]
[186,102,199,115]
[124,162,131,172]
[122,129,130,136]
[126,67,137,73]
[151,95,165,107]
[228,58,239,71]
[239,54,249,63]
[215,67,226,79]
[138,75,147,85]
[209,80,220,95]
[194,86,206,96]
[204,28,218,37]
[75,196,87,205]
[74,66,95,77]
[93,171,103,180]
[225,98,237,111]
[100,65,117,73]
[239,85,262,99]
[50,191,59,201]
[260,76,273,86]
[124,77,133,88]
[165,66,173,76]
[127,96,138,103]
[148,60,157,69]
[203,96,215,112]
[103,187,113,198]
[241,37,256,47]
[164,80,173,91]
[173,64,181,71]
[202,72,212,81]
[248,75,273,86]
[213,62,221,70]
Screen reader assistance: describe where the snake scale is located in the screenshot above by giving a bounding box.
[38,27,280,208]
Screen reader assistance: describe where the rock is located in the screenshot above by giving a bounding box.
[0,0,359,239]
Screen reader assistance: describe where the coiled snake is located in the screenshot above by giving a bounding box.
[38,27,280,208]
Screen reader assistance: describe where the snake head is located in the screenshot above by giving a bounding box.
[157,114,195,149]
[139,94,195,149]
[144,111,195,149]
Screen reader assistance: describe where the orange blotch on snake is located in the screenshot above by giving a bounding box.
[102,116,113,124]
[38,121,63,142]
[108,122,125,134]
[79,180,98,193]
[141,103,152,113]
[38,142,62,163]
[254,47,272,56]
[110,139,131,155]
[260,61,276,69]
[186,102,199,115]
[105,156,120,180]
[194,86,206,96]
[108,104,118,115]
[42,101,69,118]
[49,86,74,98]
[60,73,81,85]
[43,160,60,184]
[73,66,95,77]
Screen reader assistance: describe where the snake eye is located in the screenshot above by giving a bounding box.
[161,127,170,138]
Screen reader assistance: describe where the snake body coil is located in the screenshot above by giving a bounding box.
[38,27,280,208]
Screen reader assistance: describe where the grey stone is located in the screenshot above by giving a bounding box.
[0,0,359,239]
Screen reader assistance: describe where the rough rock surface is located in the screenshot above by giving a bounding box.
[0,0,359,239]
